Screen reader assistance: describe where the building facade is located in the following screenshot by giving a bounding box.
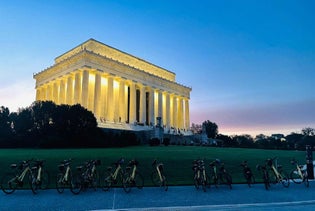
[33,39,192,132]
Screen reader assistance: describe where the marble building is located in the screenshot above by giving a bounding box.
[33,39,191,133]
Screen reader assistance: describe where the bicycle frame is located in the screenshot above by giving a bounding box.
[156,164,163,181]
[17,165,32,182]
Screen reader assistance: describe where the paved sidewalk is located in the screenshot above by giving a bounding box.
[1,182,315,211]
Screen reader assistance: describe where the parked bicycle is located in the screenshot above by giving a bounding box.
[71,159,101,194]
[102,158,125,191]
[240,161,255,187]
[192,159,209,192]
[30,160,49,194]
[266,157,290,188]
[151,159,168,191]
[209,159,232,189]
[122,159,144,193]
[56,159,79,194]
[290,159,309,187]
[256,164,270,190]
[1,160,34,194]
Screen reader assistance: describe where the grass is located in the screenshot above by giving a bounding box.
[0,146,306,188]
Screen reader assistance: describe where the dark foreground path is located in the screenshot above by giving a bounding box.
[1,182,315,211]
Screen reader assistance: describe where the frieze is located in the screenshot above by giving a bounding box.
[34,50,191,98]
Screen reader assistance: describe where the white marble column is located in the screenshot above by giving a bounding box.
[93,72,102,119]
[139,85,146,124]
[81,69,89,108]
[74,71,82,104]
[129,82,136,124]
[53,81,59,104]
[36,87,41,101]
[178,97,184,129]
[46,83,52,101]
[118,79,126,123]
[173,96,178,129]
[149,88,155,126]
[100,76,107,120]
[184,98,190,130]
[59,79,66,104]
[66,75,74,105]
[157,90,163,124]
[165,92,170,129]
[107,76,114,122]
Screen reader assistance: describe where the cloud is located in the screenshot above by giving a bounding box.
[0,79,35,112]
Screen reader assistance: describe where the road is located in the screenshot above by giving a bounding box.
[1,182,315,211]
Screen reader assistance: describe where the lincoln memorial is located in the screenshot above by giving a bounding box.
[33,39,192,134]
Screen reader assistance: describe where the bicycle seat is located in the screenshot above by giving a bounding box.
[10,164,17,169]
[107,166,113,171]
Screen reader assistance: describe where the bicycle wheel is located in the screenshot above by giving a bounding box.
[91,170,99,190]
[211,174,218,188]
[122,172,131,193]
[304,173,309,188]
[290,169,302,184]
[247,175,255,187]
[268,169,277,184]
[219,173,232,189]
[70,174,82,195]
[162,175,168,191]
[134,172,144,189]
[151,171,161,187]
[263,171,270,190]
[102,171,113,191]
[31,173,39,194]
[40,170,49,190]
[1,173,17,194]
[193,175,199,189]
[280,171,290,188]
[201,175,207,192]
[56,173,65,193]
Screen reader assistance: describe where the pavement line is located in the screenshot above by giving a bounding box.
[95,199,315,211]
[112,188,116,210]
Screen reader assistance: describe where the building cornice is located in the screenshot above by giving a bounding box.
[34,50,191,98]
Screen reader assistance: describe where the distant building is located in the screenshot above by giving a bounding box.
[33,39,192,132]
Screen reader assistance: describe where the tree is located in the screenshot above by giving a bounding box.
[302,127,315,136]
[0,106,12,139]
[202,120,218,139]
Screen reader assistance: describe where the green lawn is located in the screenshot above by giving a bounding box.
[0,146,306,188]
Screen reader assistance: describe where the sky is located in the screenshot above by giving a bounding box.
[0,0,314,136]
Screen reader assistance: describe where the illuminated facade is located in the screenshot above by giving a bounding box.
[33,39,191,132]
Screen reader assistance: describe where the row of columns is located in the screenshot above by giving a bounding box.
[35,69,190,130]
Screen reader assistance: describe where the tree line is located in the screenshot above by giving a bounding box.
[192,121,315,150]
[0,101,138,148]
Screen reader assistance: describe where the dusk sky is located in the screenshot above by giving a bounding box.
[1,0,314,136]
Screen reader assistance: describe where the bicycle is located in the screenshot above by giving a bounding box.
[122,159,144,193]
[56,159,79,194]
[240,161,255,187]
[266,157,290,188]
[30,160,49,194]
[102,158,125,191]
[151,159,168,191]
[1,160,34,194]
[71,159,101,194]
[256,164,271,190]
[218,161,232,189]
[192,159,209,192]
[209,159,220,188]
[290,159,309,187]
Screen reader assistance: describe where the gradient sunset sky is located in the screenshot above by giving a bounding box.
[1,0,314,136]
